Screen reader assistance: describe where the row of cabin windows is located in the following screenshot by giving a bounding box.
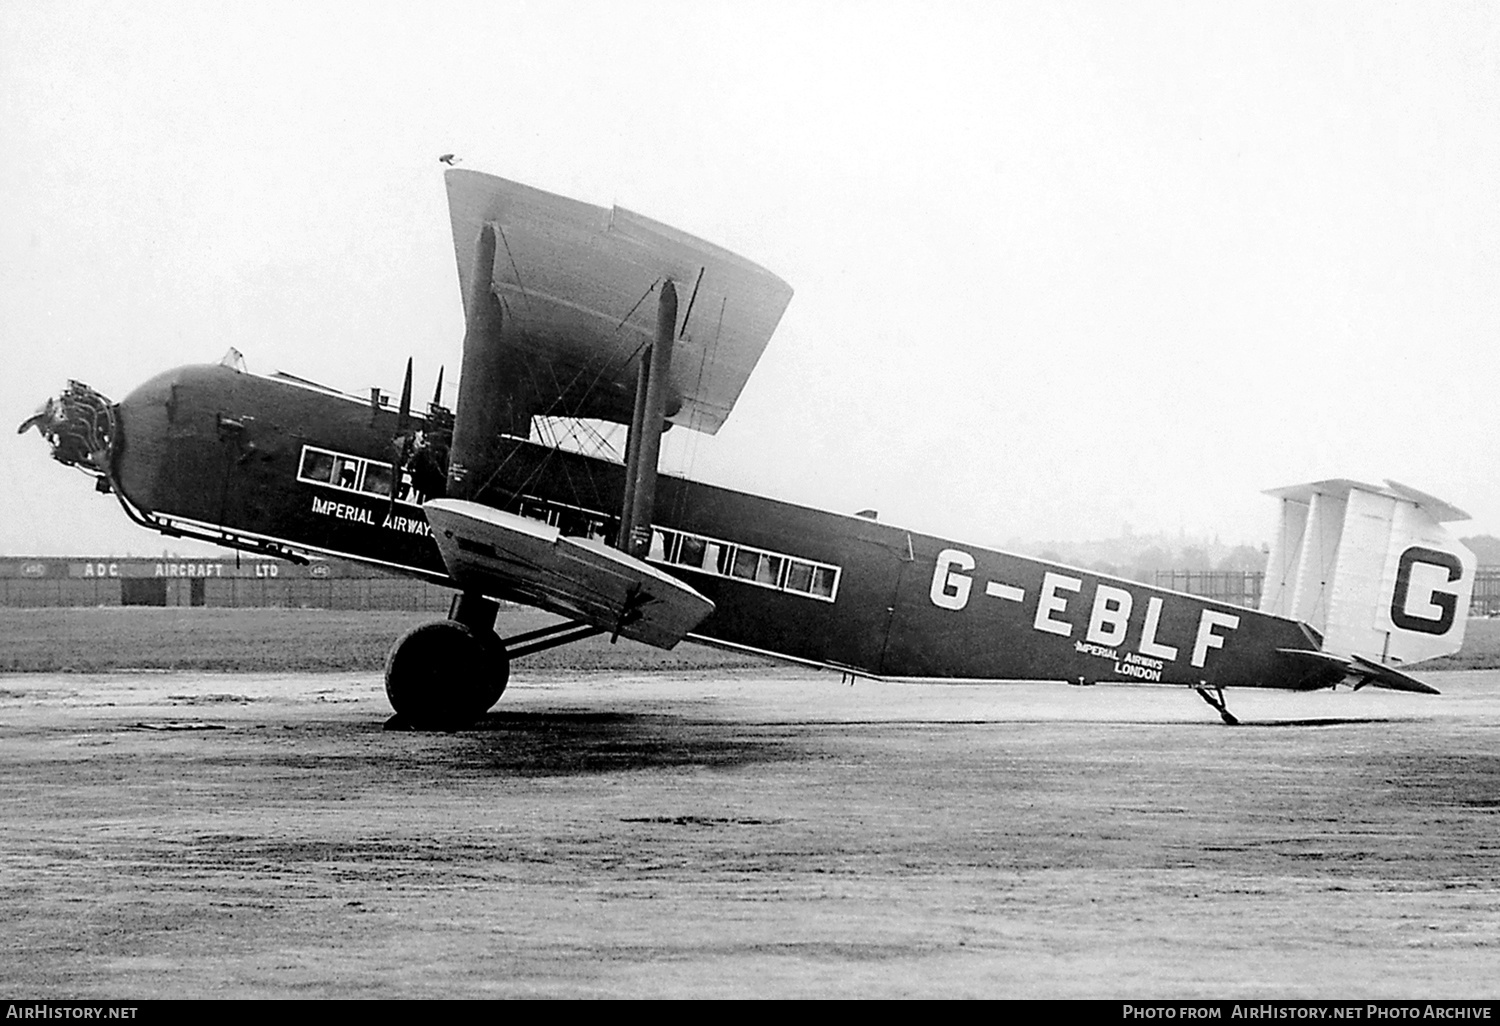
[296,459,843,605]
[647,528,840,602]
[516,497,612,544]
[514,496,839,602]
[298,447,414,503]
[511,496,841,602]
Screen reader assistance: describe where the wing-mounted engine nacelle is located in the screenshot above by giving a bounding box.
[17,381,118,486]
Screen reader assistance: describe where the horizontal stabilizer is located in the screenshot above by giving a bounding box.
[1347,653,1441,695]
[1274,647,1440,695]
[425,499,714,649]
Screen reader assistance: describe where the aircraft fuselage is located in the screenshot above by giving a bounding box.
[106,362,1326,690]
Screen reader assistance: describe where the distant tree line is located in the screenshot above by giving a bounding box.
[1462,535,1500,567]
[1029,535,1500,583]
[1034,543,1267,583]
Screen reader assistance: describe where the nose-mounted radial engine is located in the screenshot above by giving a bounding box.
[18,380,119,491]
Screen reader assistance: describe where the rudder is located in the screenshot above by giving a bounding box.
[1260,479,1475,667]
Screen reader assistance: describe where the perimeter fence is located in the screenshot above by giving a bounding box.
[0,556,453,611]
[1152,570,1263,609]
[6,556,1499,616]
[1154,567,1500,616]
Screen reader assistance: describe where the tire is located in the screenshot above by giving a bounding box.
[384,620,509,729]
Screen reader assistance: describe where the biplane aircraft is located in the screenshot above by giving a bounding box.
[21,169,1478,727]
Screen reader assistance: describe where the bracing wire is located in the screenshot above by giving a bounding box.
[472,277,662,500]
[495,226,534,316]
[671,295,725,525]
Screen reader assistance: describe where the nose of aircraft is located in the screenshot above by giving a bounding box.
[110,367,179,511]
[21,366,197,517]
[18,380,117,481]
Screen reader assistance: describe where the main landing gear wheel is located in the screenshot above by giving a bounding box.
[383,620,510,730]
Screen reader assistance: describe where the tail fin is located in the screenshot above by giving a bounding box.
[1260,479,1475,667]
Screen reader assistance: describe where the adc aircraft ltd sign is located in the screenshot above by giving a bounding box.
[0,558,349,580]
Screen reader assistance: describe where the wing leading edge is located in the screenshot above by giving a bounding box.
[424,499,714,649]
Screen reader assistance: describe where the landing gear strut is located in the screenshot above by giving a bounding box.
[384,592,509,730]
[1194,685,1239,726]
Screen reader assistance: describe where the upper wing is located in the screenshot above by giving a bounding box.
[445,169,794,435]
[425,499,714,649]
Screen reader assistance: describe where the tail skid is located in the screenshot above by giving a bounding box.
[1261,479,1475,681]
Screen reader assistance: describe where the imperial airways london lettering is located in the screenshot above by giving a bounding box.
[310,497,431,537]
[928,548,1241,678]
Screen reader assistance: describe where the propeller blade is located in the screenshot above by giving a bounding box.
[16,398,55,436]
[432,366,444,409]
[396,357,413,433]
[389,357,414,519]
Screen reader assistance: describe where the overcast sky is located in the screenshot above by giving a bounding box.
[2,1,1496,558]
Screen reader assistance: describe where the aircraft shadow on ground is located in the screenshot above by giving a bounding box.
[379,713,1409,778]
[1116,716,1404,728]
[389,710,809,775]
[1236,717,1401,728]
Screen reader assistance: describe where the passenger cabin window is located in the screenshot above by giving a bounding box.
[757,554,783,587]
[678,535,726,572]
[785,561,813,593]
[515,495,614,544]
[644,526,841,603]
[809,566,837,599]
[301,449,336,484]
[361,463,393,497]
[731,548,759,581]
[334,457,360,490]
[648,529,668,562]
[297,445,421,507]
